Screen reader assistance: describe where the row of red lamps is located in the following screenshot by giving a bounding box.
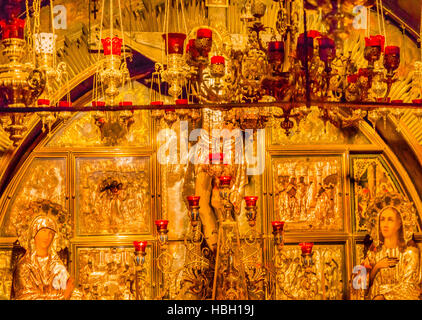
[133,178,314,258]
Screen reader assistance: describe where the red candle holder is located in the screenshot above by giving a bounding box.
[296,30,320,67]
[384,46,400,75]
[0,19,25,40]
[299,242,314,255]
[101,37,123,56]
[195,28,212,59]
[318,36,336,64]
[364,35,385,52]
[155,220,169,232]
[197,28,212,39]
[271,221,285,249]
[133,240,148,253]
[187,196,200,227]
[187,195,200,207]
[271,221,285,233]
[364,35,385,65]
[244,196,258,227]
[92,101,106,107]
[244,196,258,207]
[267,41,284,63]
[162,33,186,55]
[413,100,422,104]
[210,55,225,77]
[58,101,72,107]
[186,39,200,61]
[391,100,403,104]
[37,99,50,107]
[218,176,232,187]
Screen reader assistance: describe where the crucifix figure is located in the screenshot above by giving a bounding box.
[91,0,99,20]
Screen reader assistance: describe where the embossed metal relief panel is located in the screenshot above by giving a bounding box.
[1,157,67,238]
[273,244,345,300]
[351,156,402,232]
[75,156,152,235]
[76,245,153,300]
[0,249,12,300]
[45,110,151,148]
[271,156,344,231]
[270,109,370,145]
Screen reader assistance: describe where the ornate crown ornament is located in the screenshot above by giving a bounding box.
[363,192,419,246]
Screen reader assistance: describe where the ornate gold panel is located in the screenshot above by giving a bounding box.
[273,244,345,300]
[0,157,67,238]
[75,245,153,300]
[44,111,151,148]
[270,109,370,145]
[0,249,12,300]
[351,155,403,232]
[271,156,344,231]
[75,156,152,235]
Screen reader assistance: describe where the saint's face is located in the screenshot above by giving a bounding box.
[380,208,401,239]
[34,228,55,252]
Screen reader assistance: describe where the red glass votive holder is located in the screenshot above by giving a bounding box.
[219,176,232,187]
[391,100,403,104]
[101,37,123,56]
[92,101,106,107]
[384,46,400,73]
[271,221,285,233]
[0,19,25,40]
[299,242,314,255]
[267,41,284,63]
[296,30,320,66]
[244,196,258,207]
[318,36,336,63]
[187,196,200,207]
[412,100,422,104]
[133,241,147,253]
[38,99,50,106]
[364,35,385,52]
[155,220,169,232]
[211,55,225,65]
[58,101,72,107]
[162,33,186,55]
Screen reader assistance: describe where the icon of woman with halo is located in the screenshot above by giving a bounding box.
[363,194,421,300]
[10,215,77,300]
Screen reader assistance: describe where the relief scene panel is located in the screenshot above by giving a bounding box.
[76,157,151,235]
[272,156,344,231]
